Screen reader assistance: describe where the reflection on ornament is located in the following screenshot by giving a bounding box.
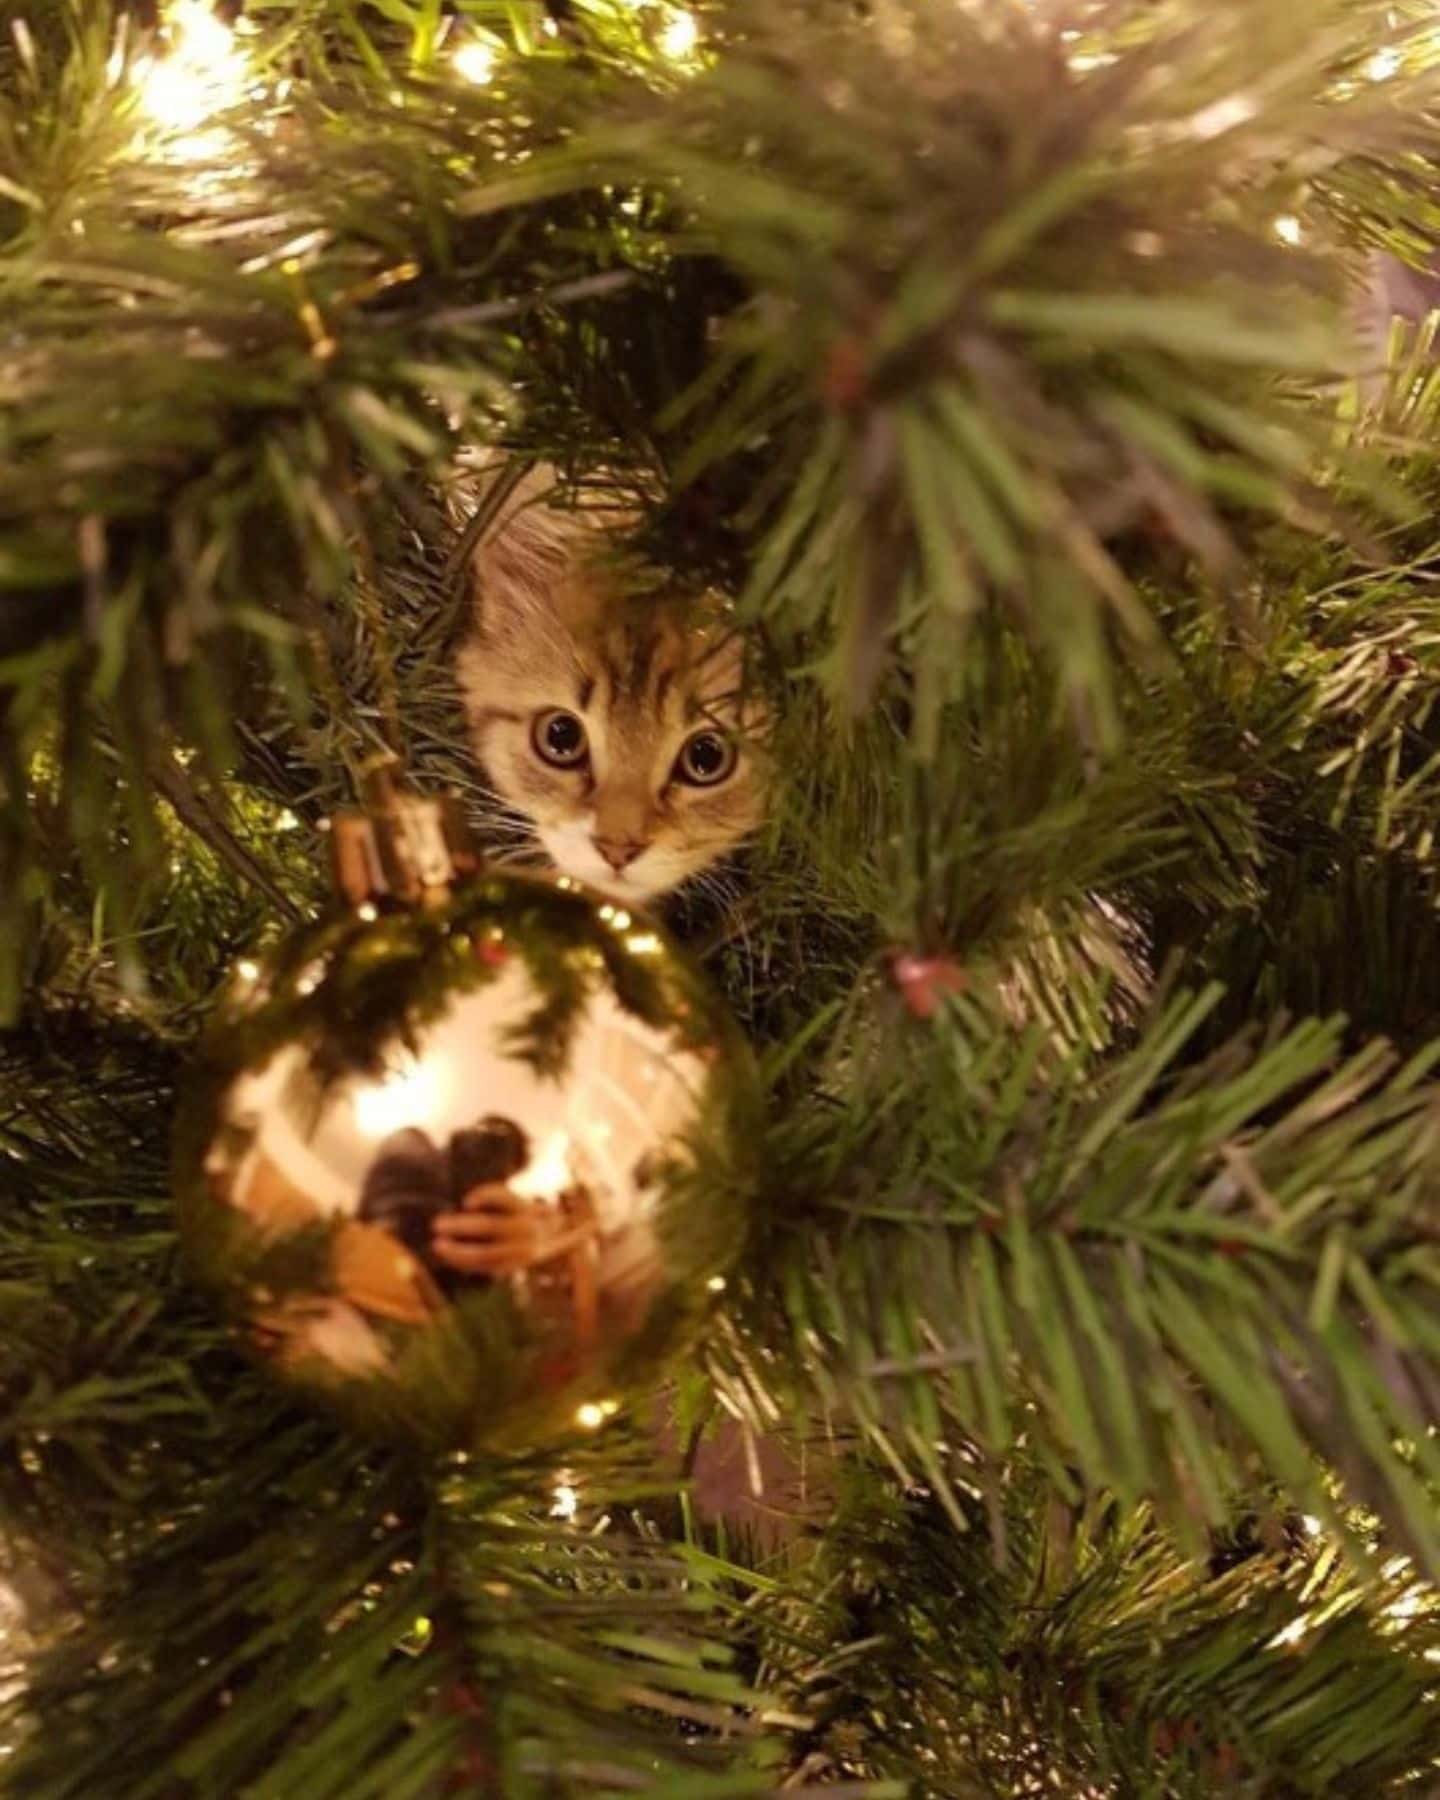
[510,1130,574,1201]
[352,1054,448,1140]
[176,869,749,1454]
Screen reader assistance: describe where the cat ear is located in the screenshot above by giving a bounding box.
[469,463,581,639]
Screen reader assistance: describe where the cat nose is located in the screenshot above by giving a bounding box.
[592,835,646,873]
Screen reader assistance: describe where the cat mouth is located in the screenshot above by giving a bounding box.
[533,826,673,903]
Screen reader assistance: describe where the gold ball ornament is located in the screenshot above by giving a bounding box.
[173,779,752,1454]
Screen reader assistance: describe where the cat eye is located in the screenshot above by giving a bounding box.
[532,709,589,768]
[674,729,737,788]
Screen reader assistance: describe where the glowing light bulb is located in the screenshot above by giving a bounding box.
[452,38,496,86]
[293,958,325,997]
[706,1274,727,1293]
[1365,48,1402,82]
[235,959,261,984]
[659,9,699,60]
[134,1,249,136]
[574,1399,619,1431]
[551,1483,579,1519]
[1273,214,1303,247]
[351,1055,446,1139]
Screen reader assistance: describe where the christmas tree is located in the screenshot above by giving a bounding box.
[5,0,1440,1792]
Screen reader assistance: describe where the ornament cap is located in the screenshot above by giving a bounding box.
[331,758,478,910]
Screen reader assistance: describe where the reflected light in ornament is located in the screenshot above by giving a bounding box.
[351,1055,448,1139]
[509,1131,573,1200]
[452,38,496,85]
[134,0,249,134]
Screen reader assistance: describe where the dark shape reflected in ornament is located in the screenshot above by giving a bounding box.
[174,776,750,1454]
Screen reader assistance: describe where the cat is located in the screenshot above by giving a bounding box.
[457,464,767,903]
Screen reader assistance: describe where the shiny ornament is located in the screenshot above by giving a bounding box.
[174,783,751,1454]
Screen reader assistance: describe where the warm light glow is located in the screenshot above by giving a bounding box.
[293,958,325,997]
[1365,47,1402,82]
[351,1056,445,1139]
[1273,214,1303,247]
[574,1399,619,1432]
[626,932,663,956]
[133,1,249,136]
[706,1274,727,1293]
[659,8,699,60]
[452,38,496,86]
[510,1131,573,1199]
[235,958,261,984]
[550,1482,579,1520]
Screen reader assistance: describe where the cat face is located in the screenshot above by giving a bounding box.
[459,476,766,902]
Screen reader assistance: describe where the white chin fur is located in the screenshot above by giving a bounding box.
[535,825,680,903]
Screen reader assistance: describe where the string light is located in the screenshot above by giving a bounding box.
[451,38,496,86]
[574,1398,620,1430]
[132,0,250,138]
[1273,214,1303,248]
[659,8,700,62]
[550,1482,579,1519]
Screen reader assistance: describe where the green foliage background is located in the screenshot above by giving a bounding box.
[4,0,1440,1792]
